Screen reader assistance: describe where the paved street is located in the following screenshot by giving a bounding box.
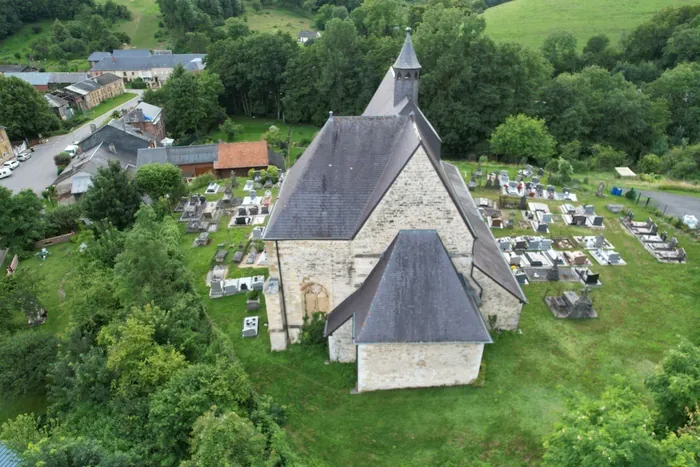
[639,190,700,220]
[0,91,143,195]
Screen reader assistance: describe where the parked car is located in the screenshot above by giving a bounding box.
[3,160,19,170]
[17,151,31,161]
[0,167,11,179]
[64,144,79,158]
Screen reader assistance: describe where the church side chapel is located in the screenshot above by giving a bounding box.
[263,28,526,392]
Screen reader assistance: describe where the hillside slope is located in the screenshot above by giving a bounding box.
[484,0,698,50]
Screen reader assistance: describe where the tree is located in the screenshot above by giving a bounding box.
[82,161,142,230]
[54,152,71,171]
[0,331,59,396]
[646,340,700,431]
[218,118,244,141]
[638,153,661,174]
[489,114,556,165]
[659,144,700,180]
[0,187,45,255]
[540,66,669,160]
[646,63,700,145]
[135,163,185,201]
[663,16,700,67]
[350,0,407,37]
[113,206,193,307]
[580,34,620,70]
[542,385,665,467]
[42,203,82,237]
[591,144,627,170]
[0,413,45,454]
[182,410,267,466]
[541,31,579,75]
[545,157,573,186]
[0,75,60,140]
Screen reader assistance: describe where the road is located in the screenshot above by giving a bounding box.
[0,91,143,195]
[639,190,700,220]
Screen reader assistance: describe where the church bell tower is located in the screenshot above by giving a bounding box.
[393,27,421,107]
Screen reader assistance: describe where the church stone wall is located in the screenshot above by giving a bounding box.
[353,146,474,276]
[472,267,523,331]
[328,320,355,362]
[357,343,484,392]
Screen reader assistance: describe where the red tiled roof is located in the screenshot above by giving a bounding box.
[214,141,269,169]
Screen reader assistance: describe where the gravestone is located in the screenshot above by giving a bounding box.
[476,163,482,177]
[210,279,224,297]
[261,206,269,214]
[541,239,553,250]
[583,270,599,285]
[505,219,514,229]
[515,271,528,284]
[252,227,264,239]
[235,216,248,225]
[595,235,605,247]
[536,223,548,233]
[607,252,621,264]
[232,250,244,263]
[532,176,540,185]
[238,207,247,216]
[493,177,501,190]
[547,262,559,281]
[572,215,587,226]
[215,250,228,263]
[264,180,273,188]
[661,231,668,241]
[592,216,604,226]
[516,174,523,182]
[538,167,545,176]
[498,239,511,251]
[246,251,256,265]
[231,174,239,188]
[485,176,493,189]
[491,218,503,228]
[193,232,209,247]
[249,205,259,215]
[249,189,257,198]
[514,239,528,250]
[596,182,604,197]
[542,212,553,223]
[584,205,595,215]
[563,187,571,196]
[509,255,522,266]
[669,237,678,248]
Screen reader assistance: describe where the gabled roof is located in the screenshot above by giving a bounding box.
[45,93,68,108]
[4,72,50,85]
[325,230,492,344]
[393,28,421,70]
[49,72,89,84]
[89,51,112,61]
[214,141,269,169]
[442,162,527,303]
[91,54,206,72]
[113,49,151,58]
[0,64,29,73]
[298,30,320,39]
[264,116,420,240]
[137,144,218,166]
[94,73,121,85]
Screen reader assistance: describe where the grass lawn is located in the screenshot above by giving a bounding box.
[108,0,167,49]
[483,0,700,50]
[82,92,138,121]
[245,7,312,36]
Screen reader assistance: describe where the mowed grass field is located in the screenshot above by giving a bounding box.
[245,7,312,36]
[109,0,166,49]
[484,0,700,50]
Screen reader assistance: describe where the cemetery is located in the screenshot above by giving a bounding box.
[545,287,598,319]
[621,213,688,263]
[560,204,605,228]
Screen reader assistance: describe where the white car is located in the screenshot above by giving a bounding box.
[64,144,79,158]
[3,160,19,170]
[17,151,31,161]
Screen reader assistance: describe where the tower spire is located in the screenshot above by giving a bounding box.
[393,27,421,70]
[392,27,421,106]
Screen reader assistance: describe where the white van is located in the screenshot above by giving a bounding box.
[64,144,79,158]
[0,167,12,179]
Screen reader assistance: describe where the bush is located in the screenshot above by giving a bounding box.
[592,144,627,171]
[251,0,262,11]
[130,77,148,89]
[188,172,215,191]
[299,312,327,348]
[247,290,259,301]
[43,204,82,237]
[478,155,488,163]
[248,168,255,179]
[625,187,638,201]
[253,239,264,253]
[53,152,71,169]
[0,331,59,396]
[638,154,661,174]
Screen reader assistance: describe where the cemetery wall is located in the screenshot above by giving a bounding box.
[328,319,355,362]
[472,268,523,330]
[357,342,484,392]
[353,146,474,275]
[35,232,75,249]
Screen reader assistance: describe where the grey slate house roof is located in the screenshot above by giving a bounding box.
[3,72,50,86]
[45,93,69,108]
[443,162,527,303]
[113,49,152,58]
[89,51,112,62]
[137,144,218,166]
[49,72,89,84]
[298,30,320,39]
[94,73,122,86]
[325,230,492,344]
[0,64,29,73]
[0,443,19,467]
[393,28,421,70]
[78,120,157,159]
[91,54,206,72]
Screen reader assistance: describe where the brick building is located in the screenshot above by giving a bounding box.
[125,102,165,141]
[262,29,526,392]
[89,53,205,88]
[64,73,124,111]
[0,126,13,163]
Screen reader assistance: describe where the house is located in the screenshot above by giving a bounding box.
[124,102,165,140]
[0,64,31,74]
[4,72,89,91]
[44,93,71,120]
[262,29,526,392]
[297,30,321,43]
[64,73,124,110]
[54,120,157,203]
[90,54,206,87]
[0,126,13,163]
[136,141,280,177]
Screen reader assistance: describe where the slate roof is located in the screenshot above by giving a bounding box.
[214,141,269,169]
[0,443,19,467]
[442,162,527,303]
[3,72,50,85]
[134,102,162,122]
[0,64,29,73]
[113,49,152,58]
[325,230,492,344]
[137,144,218,166]
[393,28,421,70]
[264,116,420,240]
[71,173,93,194]
[94,73,121,85]
[49,72,89,84]
[45,93,68,108]
[88,51,112,61]
[91,54,206,72]
[298,30,320,39]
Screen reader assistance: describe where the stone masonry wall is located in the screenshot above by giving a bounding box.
[357,342,484,392]
[353,146,474,276]
[328,319,355,362]
[472,268,523,331]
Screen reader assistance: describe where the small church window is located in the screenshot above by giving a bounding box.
[396,71,402,79]
[301,282,330,316]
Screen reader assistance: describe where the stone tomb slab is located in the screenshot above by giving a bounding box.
[524,266,582,282]
[575,268,603,287]
[590,249,626,266]
[563,250,591,266]
[574,235,614,250]
[552,236,576,250]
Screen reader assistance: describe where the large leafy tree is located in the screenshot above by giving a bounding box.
[414,5,552,156]
[135,163,185,202]
[541,31,579,75]
[0,75,60,140]
[542,385,665,466]
[81,161,142,230]
[539,66,669,160]
[489,114,556,165]
[0,187,45,255]
[646,340,700,432]
[0,330,59,397]
[350,0,407,37]
[646,62,700,145]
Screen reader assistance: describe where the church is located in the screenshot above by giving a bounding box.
[263,29,526,392]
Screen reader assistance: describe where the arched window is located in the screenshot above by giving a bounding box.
[396,71,402,79]
[301,282,330,316]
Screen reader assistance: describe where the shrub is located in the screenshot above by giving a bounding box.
[638,154,661,174]
[251,0,262,11]
[0,331,59,397]
[299,312,327,348]
[247,290,259,301]
[253,239,264,253]
[32,26,42,34]
[188,172,215,191]
[478,155,488,163]
[625,187,638,201]
[43,204,82,237]
[248,168,255,179]
[130,77,148,89]
[592,144,627,171]
[53,152,71,169]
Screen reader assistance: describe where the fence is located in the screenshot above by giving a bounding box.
[35,232,75,249]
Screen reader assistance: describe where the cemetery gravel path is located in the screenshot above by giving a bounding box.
[639,190,700,220]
